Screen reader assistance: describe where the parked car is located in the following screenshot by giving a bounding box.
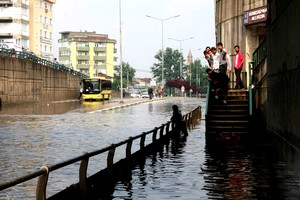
[130,92,141,98]
[141,92,149,98]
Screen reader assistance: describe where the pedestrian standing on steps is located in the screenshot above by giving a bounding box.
[234,45,245,89]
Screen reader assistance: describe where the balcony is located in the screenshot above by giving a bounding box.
[77,64,90,69]
[40,37,52,44]
[77,55,90,60]
[0,32,13,38]
[59,47,69,51]
[94,46,106,52]
[94,56,106,61]
[0,17,13,23]
[45,0,56,3]
[76,46,90,51]
[94,64,106,69]
[14,0,29,8]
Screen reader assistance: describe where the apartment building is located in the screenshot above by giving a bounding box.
[0,0,55,59]
[0,0,29,50]
[29,0,56,59]
[58,31,117,78]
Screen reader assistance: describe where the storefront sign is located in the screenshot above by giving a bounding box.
[244,6,268,26]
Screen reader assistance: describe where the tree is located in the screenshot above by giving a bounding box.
[189,59,209,93]
[112,62,136,90]
[151,47,186,83]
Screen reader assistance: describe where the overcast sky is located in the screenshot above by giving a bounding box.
[52,0,215,77]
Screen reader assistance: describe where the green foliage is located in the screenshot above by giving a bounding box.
[165,58,209,96]
[151,47,186,82]
[112,62,136,90]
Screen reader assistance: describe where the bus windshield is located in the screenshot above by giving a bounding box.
[82,79,100,94]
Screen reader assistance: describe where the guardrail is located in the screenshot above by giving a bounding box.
[0,48,89,79]
[0,106,201,200]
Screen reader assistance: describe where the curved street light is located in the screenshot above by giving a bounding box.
[168,37,194,79]
[146,14,180,86]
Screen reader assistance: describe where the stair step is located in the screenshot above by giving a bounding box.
[206,126,249,132]
[207,114,249,118]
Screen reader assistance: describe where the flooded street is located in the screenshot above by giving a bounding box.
[1,98,300,199]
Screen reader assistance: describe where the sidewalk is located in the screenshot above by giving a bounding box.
[88,97,164,111]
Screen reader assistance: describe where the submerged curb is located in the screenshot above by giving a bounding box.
[95,98,166,112]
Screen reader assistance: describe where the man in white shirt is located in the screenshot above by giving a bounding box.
[217,42,232,76]
[211,47,220,72]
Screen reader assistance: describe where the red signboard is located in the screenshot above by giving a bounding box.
[244,6,268,26]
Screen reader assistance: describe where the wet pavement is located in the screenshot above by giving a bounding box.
[1,97,300,199]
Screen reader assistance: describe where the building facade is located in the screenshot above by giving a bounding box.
[215,0,268,72]
[58,31,117,78]
[0,0,55,59]
[29,0,55,59]
[0,0,30,50]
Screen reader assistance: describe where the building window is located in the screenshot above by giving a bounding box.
[44,31,47,38]
[50,46,52,53]
[45,2,48,9]
[76,42,89,47]
[44,45,47,52]
[49,32,52,39]
[40,0,43,8]
[40,44,42,51]
[40,30,42,36]
[40,15,42,22]
[50,5,52,11]
[49,18,52,25]
[95,42,106,47]
[44,17,47,24]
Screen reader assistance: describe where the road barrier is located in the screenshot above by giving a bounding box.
[0,106,201,200]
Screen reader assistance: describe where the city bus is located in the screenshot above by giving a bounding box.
[82,77,112,101]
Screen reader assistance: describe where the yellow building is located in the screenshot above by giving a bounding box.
[58,31,117,78]
[29,0,56,59]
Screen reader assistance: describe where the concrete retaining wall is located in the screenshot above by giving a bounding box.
[267,0,300,139]
[0,55,82,105]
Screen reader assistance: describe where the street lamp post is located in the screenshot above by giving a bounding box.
[168,37,194,79]
[119,0,124,103]
[146,14,180,86]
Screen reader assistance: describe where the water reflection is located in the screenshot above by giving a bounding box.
[0,98,202,199]
[203,135,300,200]
[0,100,82,115]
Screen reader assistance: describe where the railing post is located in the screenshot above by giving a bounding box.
[79,153,89,198]
[107,144,115,173]
[140,132,146,150]
[152,128,158,143]
[36,166,49,200]
[166,122,170,134]
[159,124,165,139]
[126,137,133,158]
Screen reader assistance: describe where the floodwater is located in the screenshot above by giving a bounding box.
[1,98,300,199]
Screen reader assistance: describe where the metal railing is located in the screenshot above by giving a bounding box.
[205,82,210,116]
[248,61,254,116]
[252,38,267,69]
[0,48,89,79]
[0,106,201,200]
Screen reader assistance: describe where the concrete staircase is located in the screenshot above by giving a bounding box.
[205,89,250,137]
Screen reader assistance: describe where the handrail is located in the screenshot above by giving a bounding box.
[248,61,254,116]
[0,48,89,79]
[0,106,201,199]
[252,38,267,69]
